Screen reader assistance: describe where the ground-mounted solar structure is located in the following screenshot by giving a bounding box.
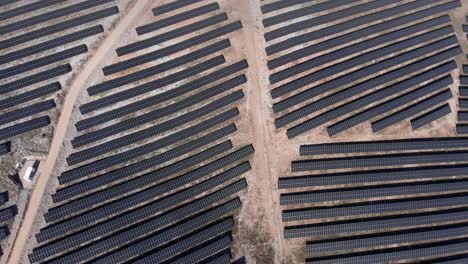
[261,0,463,139]
[278,138,468,263]
[28,1,255,263]
[0,0,126,181]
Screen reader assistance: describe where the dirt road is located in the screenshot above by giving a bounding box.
[6,1,151,263]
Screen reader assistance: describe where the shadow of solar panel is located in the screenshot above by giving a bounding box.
[104,22,240,75]
[266,0,456,55]
[137,2,219,35]
[279,164,468,189]
[0,45,87,80]
[0,64,71,96]
[0,0,113,35]
[0,83,61,111]
[0,100,55,127]
[327,71,455,137]
[152,0,204,16]
[411,103,451,130]
[119,13,228,56]
[262,0,384,34]
[0,0,66,22]
[307,224,468,257]
[307,240,468,264]
[0,26,103,66]
[269,22,453,84]
[299,136,468,156]
[283,195,468,222]
[0,6,118,51]
[87,54,225,97]
[271,35,457,99]
[268,3,455,69]
[0,116,50,141]
[103,37,229,76]
[73,89,243,148]
[291,150,468,172]
[371,89,452,132]
[35,178,247,259]
[280,180,468,205]
[284,209,468,239]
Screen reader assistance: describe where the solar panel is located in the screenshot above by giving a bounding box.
[0,6,118,51]
[77,74,245,131]
[0,0,113,35]
[0,205,17,223]
[327,70,456,136]
[279,164,468,189]
[284,209,468,239]
[0,226,8,241]
[33,179,247,260]
[204,251,231,264]
[0,83,61,111]
[269,23,453,84]
[86,54,225,97]
[171,235,232,264]
[0,99,56,127]
[371,89,452,132]
[0,45,87,80]
[0,64,71,95]
[137,2,220,35]
[460,87,468,97]
[266,0,458,55]
[457,124,468,134]
[283,195,468,222]
[119,13,228,56]
[0,192,8,206]
[0,25,103,65]
[103,38,230,76]
[0,0,66,22]
[458,111,468,122]
[0,143,10,157]
[268,4,454,69]
[291,150,468,172]
[152,0,204,16]
[271,35,457,99]
[261,0,339,14]
[0,116,50,142]
[299,135,468,156]
[104,22,240,75]
[280,180,468,205]
[411,103,451,130]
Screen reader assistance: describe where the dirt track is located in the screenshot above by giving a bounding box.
[6,1,150,263]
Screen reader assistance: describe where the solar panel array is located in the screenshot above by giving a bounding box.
[457,16,468,134]
[30,1,253,263]
[280,138,468,263]
[0,0,120,157]
[0,191,18,258]
[260,0,462,139]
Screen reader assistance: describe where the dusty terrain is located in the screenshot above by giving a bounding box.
[3,0,468,263]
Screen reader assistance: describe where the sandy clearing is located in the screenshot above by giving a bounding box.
[6,1,151,263]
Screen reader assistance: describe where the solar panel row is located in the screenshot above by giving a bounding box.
[0,25,103,65]
[153,0,204,16]
[0,45,87,80]
[0,205,17,223]
[137,2,219,35]
[0,83,61,112]
[278,60,455,134]
[103,21,241,76]
[411,104,452,130]
[0,6,118,51]
[119,13,228,56]
[0,116,50,142]
[260,0,315,14]
[0,0,66,22]
[0,0,113,35]
[0,99,56,127]
[0,143,10,157]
